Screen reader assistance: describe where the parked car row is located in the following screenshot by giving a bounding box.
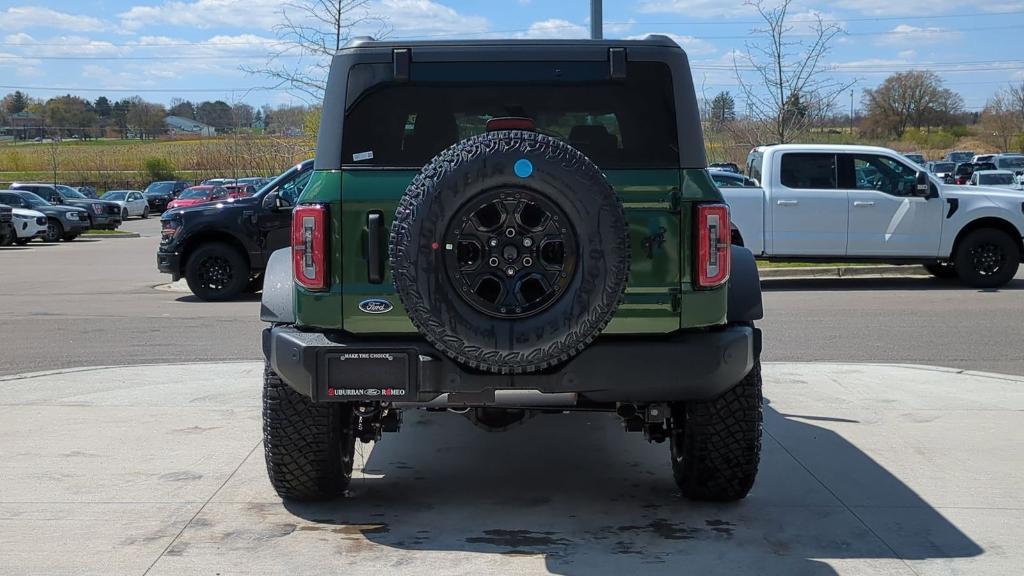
[0,185,112,244]
[0,200,47,246]
[7,183,122,230]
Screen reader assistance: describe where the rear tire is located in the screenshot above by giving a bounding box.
[121,207,129,220]
[184,242,250,301]
[263,360,356,501]
[953,229,1020,288]
[670,360,763,501]
[923,262,957,279]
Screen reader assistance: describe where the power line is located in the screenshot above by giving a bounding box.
[0,84,285,94]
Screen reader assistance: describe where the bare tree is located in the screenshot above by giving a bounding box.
[732,0,854,145]
[244,0,391,102]
[980,89,1024,151]
[861,71,963,138]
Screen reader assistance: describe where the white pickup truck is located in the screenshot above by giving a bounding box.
[722,144,1024,287]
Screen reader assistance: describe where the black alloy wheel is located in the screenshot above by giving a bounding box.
[445,189,577,319]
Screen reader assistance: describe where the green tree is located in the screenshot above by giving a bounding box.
[196,100,233,131]
[168,98,195,119]
[709,91,736,128]
[93,96,112,118]
[5,90,28,114]
[44,95,98,138]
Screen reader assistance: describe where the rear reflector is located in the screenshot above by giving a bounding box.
[292,204,328,291]
[696,203,731,288]
[485,117,536,132]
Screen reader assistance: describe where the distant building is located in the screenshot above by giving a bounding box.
[164,115,216,137]
[1,111,45,140]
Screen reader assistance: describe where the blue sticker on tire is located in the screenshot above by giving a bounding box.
[514,158,533,178]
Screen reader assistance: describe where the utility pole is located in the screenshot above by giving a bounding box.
[849,89,854,135]
[590,0,602,40]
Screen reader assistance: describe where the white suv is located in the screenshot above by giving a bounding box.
[10,207,47,245]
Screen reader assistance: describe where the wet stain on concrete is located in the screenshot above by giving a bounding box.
[159,471,203,482]
[617,518,700,540]
[296,523,390,536]
[172,425,221,434]
[465,529,572,548]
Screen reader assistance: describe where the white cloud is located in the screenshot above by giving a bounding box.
[0,7,106,32]
[628,33,716,55]
[637,0,756,18]
[517,19,588,39]
[377,0,488,36]
[118,0,488,38]
[878,24,960,45]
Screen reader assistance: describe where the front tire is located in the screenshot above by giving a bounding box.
[953,229,1020,288]
[44,219,64,243]
[670,360,763,501]
[142,206,150,219]
[263,360,356,501]
[184,242,250,301]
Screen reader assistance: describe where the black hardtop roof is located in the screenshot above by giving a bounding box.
[341,34,682,52]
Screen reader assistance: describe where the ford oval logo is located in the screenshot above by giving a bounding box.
[358,299,393,314]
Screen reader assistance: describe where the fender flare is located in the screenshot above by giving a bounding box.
[727,245,764,323]
[260,248,295,324]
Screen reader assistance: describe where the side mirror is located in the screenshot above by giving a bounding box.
[914,171,931,197]
[262,192,279,210]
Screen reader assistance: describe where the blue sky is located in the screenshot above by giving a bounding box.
[1,0,1023,111]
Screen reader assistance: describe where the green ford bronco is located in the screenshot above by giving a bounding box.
[260,35,764,502]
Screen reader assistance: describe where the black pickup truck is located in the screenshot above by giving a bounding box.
[157,160,313,300]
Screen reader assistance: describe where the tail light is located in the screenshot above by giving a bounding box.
[292,204,329,290]
[696,203,731,288]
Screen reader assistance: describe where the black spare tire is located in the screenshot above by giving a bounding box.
[391,130,630,374]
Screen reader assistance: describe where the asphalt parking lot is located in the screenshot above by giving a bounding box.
[2,217,1024,575]
[1,217,1022,377]
[2,361,1022,575]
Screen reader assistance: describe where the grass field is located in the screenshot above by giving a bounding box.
[0,136,310,191]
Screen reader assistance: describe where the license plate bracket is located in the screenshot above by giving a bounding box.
[319,349,416,401]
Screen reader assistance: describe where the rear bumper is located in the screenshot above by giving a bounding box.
[263,325,760,407]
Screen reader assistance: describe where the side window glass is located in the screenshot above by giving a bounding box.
[278,170,313,204]
[780,153,836,189]
[853,155,918,196]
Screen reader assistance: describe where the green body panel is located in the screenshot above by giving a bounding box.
[294,167,728,333]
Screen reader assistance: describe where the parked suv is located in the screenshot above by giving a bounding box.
[9,183,121,229]
[158,160,314,300]
[144,180,190,213]
[258,37,765,502]
[0,191,91,242]
[0,204,13,246]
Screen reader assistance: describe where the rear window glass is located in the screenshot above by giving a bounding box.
[780,153,837,189]
[341,61,679,169]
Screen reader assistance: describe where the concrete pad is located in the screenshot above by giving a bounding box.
[0,361,1015,574]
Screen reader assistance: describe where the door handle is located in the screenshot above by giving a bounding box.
[367,212,383,284]
[776,200,799,206]
[853,201,875,207]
